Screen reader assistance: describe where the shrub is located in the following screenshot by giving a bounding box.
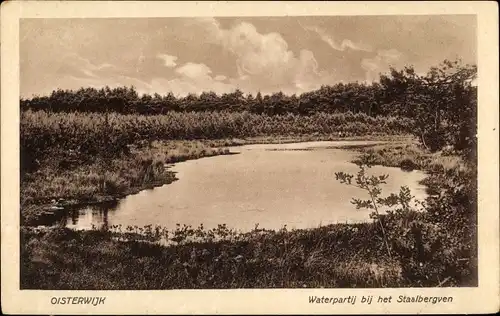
[336,151,476,286]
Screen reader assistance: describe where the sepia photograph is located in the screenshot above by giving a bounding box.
[2,1,499,314]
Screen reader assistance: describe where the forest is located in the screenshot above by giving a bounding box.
[22,82,392,116]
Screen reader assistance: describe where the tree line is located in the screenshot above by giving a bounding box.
[22,83,390,116]
[22,60,475,117]
[21,60,477,155]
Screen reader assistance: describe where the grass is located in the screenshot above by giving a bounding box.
[21,109,414,171]
[21,109,414,145]
[205,134,411,147]
[21,223,407,289]
[21,140,231,225]
[342,140,466,173]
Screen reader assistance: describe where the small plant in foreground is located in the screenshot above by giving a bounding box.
[335,151,469,286]
[335,152,421,260]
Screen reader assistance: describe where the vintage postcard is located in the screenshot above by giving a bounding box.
[1,1,499,314]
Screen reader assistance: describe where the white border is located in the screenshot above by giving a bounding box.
[2,1,499,314]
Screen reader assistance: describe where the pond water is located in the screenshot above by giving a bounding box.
[54,141,428,232]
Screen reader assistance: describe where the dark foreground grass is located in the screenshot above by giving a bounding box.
[21,223,407,289]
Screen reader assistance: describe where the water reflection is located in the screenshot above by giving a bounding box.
[40,141,428,232]
[65,202,116,230]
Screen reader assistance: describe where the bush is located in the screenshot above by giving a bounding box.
[336,152,476,286]
[400,158,419,171]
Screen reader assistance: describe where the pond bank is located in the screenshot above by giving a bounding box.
[21,135,412,226]
[46,139,425,232]
[21,141,231,225]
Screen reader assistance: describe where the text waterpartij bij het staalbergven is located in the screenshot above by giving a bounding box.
[308,295,453,305]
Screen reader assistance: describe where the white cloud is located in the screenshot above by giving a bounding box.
[58,20,371,97]
[150,62,236,96]
[157,53,178,68]
[302,24,372,52]
[62,57,236,97]
[62,53,115,78]
[54,74,152,96]
[361,49,403,82]
[175,62,212,79]
[150,77,235,97]
[214,75,227,81]
[196,19,329,95]
[45,20,402,97]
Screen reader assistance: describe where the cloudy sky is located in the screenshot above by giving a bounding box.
[20,15,476,98]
